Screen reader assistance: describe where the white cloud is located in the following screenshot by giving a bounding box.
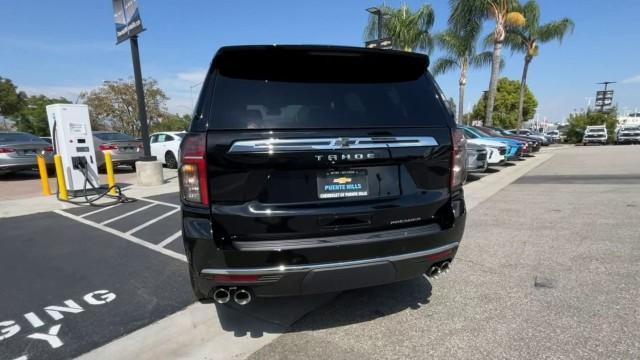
[158,68,208,114]
[622,75,640,84]
[176,69,207,84]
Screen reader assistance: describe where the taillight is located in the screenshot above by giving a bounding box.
[0,147,16,153]
[450,128,467,190]
[179,133,209,204]
[98,144,118,151]
[44,146,54,152]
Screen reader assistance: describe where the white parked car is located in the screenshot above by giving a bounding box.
[149,132,185,168]
[464,138,507,165]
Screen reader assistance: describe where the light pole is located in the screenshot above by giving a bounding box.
[189,82,203,110]
[366,7,384,40]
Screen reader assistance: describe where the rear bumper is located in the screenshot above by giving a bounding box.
[202,242,459,297]
[0,155,53,173]
[617,137,640,143]
[583,139,607,144]
[183,198,466,298]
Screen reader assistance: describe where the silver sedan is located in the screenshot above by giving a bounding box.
[0,132,54,175]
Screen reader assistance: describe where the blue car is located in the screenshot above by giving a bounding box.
[461,126,524,160]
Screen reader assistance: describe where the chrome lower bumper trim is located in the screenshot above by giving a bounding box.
[200,242,459,276]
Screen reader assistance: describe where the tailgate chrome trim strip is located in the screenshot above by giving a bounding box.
[200,242,458,275]
[228,136,438,153]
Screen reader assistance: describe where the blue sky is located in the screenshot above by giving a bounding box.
[1,0,639,122]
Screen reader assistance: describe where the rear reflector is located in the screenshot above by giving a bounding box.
[212,275,261,283]
[426,248,455,262]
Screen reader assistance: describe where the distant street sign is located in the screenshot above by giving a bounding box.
[365,37,393,50]
[596,90,614,100]
[112,0,144,44]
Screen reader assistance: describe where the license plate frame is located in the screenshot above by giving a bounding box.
[317,169,369,199]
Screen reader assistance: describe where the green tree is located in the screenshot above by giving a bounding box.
[471,77,537,128]
[79,78,169,137]
[12,95,70,136]
[150,113,190,133]
[0,77,27,130]
[505,0,574,129]
[364,4,435,53]
[566,109,617,144]
[432,24,493,123]
[449,0,525,125]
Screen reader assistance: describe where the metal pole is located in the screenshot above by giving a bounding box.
[129,35,154,160]
[377,12,382,40]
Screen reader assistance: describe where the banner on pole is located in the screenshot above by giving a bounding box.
[113,0,144,44]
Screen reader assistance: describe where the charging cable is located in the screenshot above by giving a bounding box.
[55,160,135,207]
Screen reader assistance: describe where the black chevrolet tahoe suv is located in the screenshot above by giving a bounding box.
[179,45,467,305]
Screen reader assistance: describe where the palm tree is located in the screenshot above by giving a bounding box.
[432,25,494,123]
[505,0,574,129]
[449,0,525,126]
[364,3,435,53]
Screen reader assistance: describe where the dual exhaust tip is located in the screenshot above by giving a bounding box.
[212,287,252,305]
[427,261,451,279]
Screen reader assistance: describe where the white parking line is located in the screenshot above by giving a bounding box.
[79,204,120,218]
[158,230,182,248]
[138,198,181,209]
[55,210,187,263]
[126,208,180,235]
[100,203,156,225]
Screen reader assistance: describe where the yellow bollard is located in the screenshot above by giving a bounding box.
[36,154,52,196]
[103,151,117,195]
[54,154,68,200]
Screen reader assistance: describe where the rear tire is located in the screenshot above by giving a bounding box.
[165,151,178,169]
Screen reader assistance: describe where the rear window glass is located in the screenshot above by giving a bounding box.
[94,133,135,141]
[210,74,449,129]
[0,132,44,144]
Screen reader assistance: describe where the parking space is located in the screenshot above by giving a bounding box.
[0,192,189,360]
[57,192,184,260]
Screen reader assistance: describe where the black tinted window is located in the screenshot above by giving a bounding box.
[95,133,135,141]
[0,132,44,144]
[210,74,449,129]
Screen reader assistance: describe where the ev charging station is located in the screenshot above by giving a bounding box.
[46,104,100,195]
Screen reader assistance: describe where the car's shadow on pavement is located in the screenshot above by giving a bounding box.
[213,276,432,337]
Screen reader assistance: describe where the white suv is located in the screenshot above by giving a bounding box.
[582,125,607,145]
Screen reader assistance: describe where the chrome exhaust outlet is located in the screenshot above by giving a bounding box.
[427,265,442,279]
[234,288,252,305]
[212,288,231,304]
[440,261,451,274]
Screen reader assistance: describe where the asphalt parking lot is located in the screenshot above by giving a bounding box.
[1,145,639,359]
[0,192,191,360]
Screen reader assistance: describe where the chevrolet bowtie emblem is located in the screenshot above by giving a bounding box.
[335,138,351,148]
[332,177,352,184]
